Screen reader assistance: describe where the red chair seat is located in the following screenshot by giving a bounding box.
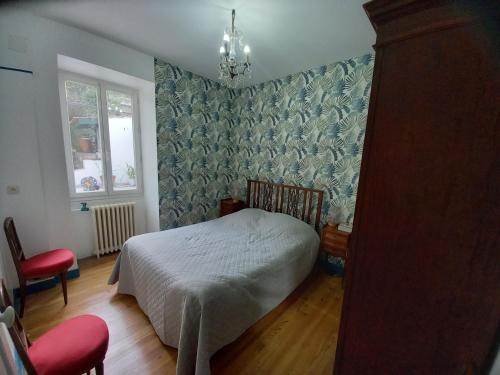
[21,249,74,279]
[28,315,109,375]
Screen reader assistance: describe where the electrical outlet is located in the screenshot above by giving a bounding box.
[6,185,20,195]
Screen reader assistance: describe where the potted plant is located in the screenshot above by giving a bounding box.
[78,137,91,153]
[126,163,136,186]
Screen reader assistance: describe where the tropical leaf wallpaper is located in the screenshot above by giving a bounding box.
[231,54,374,225]
[155,53,374,230]
[155,58,235,229]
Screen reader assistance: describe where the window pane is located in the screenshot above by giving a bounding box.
[64,80,105,193]
[106,89,137,191]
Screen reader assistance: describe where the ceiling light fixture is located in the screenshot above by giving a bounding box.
[219,9,251,88]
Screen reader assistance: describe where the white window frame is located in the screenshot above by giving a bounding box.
[58,71,143,201]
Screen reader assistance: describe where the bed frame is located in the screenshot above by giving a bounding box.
[246,179,324,232]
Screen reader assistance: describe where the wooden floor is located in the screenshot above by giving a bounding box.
[22,254,344,375]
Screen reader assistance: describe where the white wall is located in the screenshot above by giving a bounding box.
[0,8,159,288]
[0,70,49,289]
[490,348,500,375]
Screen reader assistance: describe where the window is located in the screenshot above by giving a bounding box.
[58,72,141,199]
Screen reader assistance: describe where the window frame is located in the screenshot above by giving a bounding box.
[58,71,143,201]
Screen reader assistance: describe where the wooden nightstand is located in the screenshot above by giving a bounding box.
[320,224,350,286]
[220,198,245,217]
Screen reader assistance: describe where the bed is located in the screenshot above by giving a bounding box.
[109,180,324,375]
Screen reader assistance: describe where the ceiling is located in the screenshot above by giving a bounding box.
[19,0,375,86]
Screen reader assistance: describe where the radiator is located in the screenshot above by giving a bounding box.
[91,202,136,258]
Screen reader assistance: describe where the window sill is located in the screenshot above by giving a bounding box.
[70,193,143,212]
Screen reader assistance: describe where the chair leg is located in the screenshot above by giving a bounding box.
[19,283,26,318]
[95,362,104,375]
[60,272,68,305]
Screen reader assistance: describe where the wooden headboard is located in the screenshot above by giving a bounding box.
[246,179,324,231]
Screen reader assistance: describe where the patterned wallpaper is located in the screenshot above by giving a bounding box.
[155,58,235,229]
[155,54,374,230]
[231,54,374,224]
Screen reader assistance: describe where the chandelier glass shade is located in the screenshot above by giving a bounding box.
[219,9,251,88]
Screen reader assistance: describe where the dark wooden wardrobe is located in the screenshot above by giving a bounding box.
[334,1,500,374]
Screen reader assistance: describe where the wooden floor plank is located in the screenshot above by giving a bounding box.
[22,253,343,374]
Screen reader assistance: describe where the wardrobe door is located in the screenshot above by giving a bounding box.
[334,1,500,374]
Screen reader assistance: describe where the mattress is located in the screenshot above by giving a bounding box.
[108,208,319,375]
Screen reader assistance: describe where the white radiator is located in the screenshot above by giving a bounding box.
[91,202,136,258]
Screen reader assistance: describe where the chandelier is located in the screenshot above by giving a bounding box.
[219,9,251,88]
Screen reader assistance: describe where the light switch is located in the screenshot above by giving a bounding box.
[6,185,20,195]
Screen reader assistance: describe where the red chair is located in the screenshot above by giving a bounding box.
[0,279,109,375]
[3,217,75,317]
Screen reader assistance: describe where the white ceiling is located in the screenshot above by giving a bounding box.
[20,0,375,86]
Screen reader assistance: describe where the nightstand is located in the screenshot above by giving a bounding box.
[320,224,350,286]
[220,198,245,217]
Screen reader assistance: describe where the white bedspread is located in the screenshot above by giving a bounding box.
[108,208,319,375]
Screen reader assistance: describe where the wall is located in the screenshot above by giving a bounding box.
[155,59,235,229]
[155,55,373,230]
[0,70,49,289]
[231,54,374,224]
[490,348,500,375]
[0,9,158,288]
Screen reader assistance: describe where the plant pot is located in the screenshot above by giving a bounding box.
[79,137,91,153]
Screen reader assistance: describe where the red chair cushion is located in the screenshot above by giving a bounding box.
[21,249,74,279]
[28,315,109,375]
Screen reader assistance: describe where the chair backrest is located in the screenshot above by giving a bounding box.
[0,279,37,375]
[3,217,26,279]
